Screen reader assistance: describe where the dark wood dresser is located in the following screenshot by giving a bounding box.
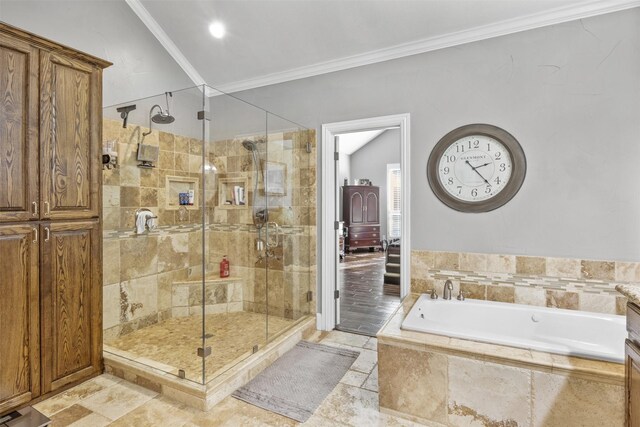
[342,185,381,252]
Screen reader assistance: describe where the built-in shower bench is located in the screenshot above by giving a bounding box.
[171,276,243,317]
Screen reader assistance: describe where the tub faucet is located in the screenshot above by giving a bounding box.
[443,280,453,300]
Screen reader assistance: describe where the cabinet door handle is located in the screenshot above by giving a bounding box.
[32,228,38,243]
[44,201,50,217]
[44,227,50,242]
[32,201,38,217]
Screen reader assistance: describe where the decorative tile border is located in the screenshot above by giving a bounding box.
[104,223,307,240]
[411,250,631,315]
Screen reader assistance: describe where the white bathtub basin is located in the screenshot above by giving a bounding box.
[401,293,626,363]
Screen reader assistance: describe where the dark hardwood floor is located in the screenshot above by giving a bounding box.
[336,250,401,336]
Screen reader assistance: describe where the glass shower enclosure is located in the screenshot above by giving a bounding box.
[102,84,314,384]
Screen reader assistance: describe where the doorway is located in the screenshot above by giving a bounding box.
[319,114,411,333]
[335,130,401,335]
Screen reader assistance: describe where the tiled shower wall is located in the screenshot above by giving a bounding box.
[102,119,208,341]
[205,130,316,320]
[102,119,316,340]
[411,250,629,315]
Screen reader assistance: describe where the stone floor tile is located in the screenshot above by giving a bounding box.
[188,395,297,427]
[362,364,379,392]
[350,348,378,374]
[364,337,378,351]
[340,370,369,387]
[108,396,195,427]
[48,404,92,427]
[33,374,122,417]
[321,330,370,348]
[67,413,111,427]
[79,381,158,421]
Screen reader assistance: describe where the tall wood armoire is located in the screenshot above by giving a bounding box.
[0,22,111,415]
[342,185,381,252]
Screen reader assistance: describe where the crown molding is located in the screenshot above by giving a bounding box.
[127,0,640,96]
[124,0,216,96]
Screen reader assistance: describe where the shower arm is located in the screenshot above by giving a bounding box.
[142,104,163,137]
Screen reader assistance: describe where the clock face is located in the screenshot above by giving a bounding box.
[438,135,512,202]
[427,124,526,213]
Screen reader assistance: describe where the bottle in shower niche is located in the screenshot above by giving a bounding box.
[220,255,230,278]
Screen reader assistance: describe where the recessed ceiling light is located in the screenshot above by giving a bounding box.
[208,21,225,39]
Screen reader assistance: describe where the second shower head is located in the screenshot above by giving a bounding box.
[242,140,257,151]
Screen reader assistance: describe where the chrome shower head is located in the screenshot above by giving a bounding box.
[242,140,257,151]
[151,110,175,124]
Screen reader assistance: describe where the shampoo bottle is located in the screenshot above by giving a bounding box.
[220,255,230,278]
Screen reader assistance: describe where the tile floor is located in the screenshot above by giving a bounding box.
[105,312,296,382]
[337,251,401,336]
[34,330,425,426]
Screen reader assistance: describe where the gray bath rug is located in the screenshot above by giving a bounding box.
[232,341,359,422]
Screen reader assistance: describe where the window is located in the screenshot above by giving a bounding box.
[386,163,401,239]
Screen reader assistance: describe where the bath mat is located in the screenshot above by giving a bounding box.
[232,341,359,422]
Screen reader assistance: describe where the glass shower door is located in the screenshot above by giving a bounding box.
[102,85,207,384]
[264,113,313,341]
[203,88,268,383]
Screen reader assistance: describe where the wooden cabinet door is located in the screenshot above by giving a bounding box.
[41,220,101,393]
[364,188,379,224]
[0,225,40,413]
[626,339,640,426]
[349,190,364,224]
[40,51,101,220]
[0,33,39,222]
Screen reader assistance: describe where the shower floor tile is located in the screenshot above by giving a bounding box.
[105,311,296,383]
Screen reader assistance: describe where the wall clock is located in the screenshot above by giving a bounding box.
[427,124,526,213]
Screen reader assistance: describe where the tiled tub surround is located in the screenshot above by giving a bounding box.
[411,250,631,315]
[171,276,243,317]
[377,294,625,426]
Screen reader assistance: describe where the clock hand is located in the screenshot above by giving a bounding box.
[465,160,490,185]
[475,162,491,169]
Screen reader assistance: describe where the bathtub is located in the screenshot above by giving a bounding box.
[401,293,626,363]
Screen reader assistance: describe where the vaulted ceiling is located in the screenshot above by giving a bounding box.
[132,0,638,93]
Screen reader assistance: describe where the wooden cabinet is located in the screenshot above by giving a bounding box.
[0,33,39,223]
[342,185,381,252]
[0,225,40,414]
[40,52,101,220]
[626,302,640,426]
[0,23,110,415]
[627,338,640,426]
[41,221,101,393]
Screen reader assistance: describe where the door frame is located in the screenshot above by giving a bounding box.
[318,113,411,331]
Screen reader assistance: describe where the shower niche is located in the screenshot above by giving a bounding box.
[166,175,200,209]
[101,84,316,410]
[217,177,248,208]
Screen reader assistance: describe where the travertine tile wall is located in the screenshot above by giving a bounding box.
[377,294,625,426]
[378,342,624,426]
[205,130,316,320]
[102,119,316,340]
[102,119,212,341]
[411,250,630,315]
